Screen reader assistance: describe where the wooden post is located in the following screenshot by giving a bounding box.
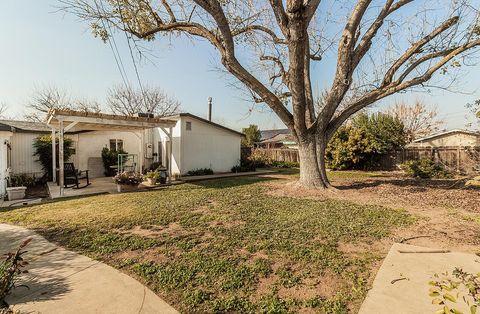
[59,120,64,197]
[140,131,145,174]
[168,127,173,183]
[51,128,56,183]
[457,147,461,173]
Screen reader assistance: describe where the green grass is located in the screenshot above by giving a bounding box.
[0,176,412,313]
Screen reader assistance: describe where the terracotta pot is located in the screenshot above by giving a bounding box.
[147,178,157,185]
[116,184,139,193]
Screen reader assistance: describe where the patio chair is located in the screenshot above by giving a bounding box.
[63,163,90,189]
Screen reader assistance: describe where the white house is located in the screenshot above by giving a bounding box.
[152,113,244,175]
[0,112,243,197]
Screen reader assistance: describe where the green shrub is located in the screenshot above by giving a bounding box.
[101,147,127,176]
[326,112,406,170]
[186,168,214,176]
[231,159,257,173]
[33,135,74,180]
[401,158,452,179]
[7,173,36,187]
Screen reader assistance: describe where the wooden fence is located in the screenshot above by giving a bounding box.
[243,147,480,174]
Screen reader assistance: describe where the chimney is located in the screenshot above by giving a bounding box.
[208,97,212,121]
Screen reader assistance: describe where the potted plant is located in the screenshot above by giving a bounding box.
[6,174,35,201]
[145,170,160,185]
[113,171,143,192]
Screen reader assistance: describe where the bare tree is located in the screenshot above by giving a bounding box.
[0,103,8,118]
[61,0,480,188]
[107,84,180,117]
[25,86,101,121]
[385,100,444,142]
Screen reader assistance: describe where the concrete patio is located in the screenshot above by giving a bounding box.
[47,177,180,199]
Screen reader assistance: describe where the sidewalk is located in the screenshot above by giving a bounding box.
[0,224,178,314]
[359,243,480,313]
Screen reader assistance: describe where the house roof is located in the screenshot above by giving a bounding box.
[260,133,296,144]
[0,119,51,133]
[412,129,480,143]
[163,113,245,137]
[260,129,290,141]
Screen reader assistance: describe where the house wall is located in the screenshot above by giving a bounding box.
[180,117,242,174]
[151,121,182,175]
[408,133,480,147]
[10,132,45,175]
[74,131,142,178]
[0,131,13,196]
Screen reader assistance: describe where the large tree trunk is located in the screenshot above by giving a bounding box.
[297,135,329,188]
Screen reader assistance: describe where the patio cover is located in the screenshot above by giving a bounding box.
[46,109,177,197]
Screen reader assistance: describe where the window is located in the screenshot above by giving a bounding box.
[186,121,192,131]
[157,141,163,165]
[109,139,124,151]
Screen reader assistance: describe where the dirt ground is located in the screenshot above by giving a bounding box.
[264,172,480,254]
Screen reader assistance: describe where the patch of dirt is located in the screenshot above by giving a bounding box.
[118,223,189,238]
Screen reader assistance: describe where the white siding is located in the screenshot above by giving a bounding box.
[10,133,45,175]
[180,117,242,174]
[0,131,13,196]
[75,131,142,177]
[152,122,182,175]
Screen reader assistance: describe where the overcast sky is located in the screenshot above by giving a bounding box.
[1,0,479,131]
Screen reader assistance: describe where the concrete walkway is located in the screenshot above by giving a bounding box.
[359,243,480,313]
[0,224,178,314]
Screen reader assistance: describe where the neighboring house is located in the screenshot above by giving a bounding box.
[258,129,297,149]
[0,113,243,196]
[407,129,480,148]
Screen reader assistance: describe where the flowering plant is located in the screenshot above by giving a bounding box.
[113,171,143,186]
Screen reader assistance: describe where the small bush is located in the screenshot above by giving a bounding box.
[113,171,143,185]
[186,168,214,176]
[101,147,128,176]
[7,173,36,188]
[401,158,452,179]
[231,159,257,173]
[1,239,30,309]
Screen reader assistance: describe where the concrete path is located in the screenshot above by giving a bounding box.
[359,243,480,314]
[0,224,178,314]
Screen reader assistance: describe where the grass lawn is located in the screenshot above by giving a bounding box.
[0,174,413,313]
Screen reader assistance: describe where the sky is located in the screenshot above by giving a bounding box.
[0,0,479,131]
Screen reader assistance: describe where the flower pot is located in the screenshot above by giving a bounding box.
[146,178,157,185]
[116,184,139,193]
[6,186,27,200]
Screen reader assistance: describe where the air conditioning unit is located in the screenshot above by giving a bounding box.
[145,143,154,159]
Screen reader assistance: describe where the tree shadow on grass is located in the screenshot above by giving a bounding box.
[190,174,280,189]
[336,177,474,191]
